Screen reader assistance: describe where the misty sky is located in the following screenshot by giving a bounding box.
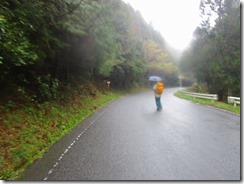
[122,0,202,51]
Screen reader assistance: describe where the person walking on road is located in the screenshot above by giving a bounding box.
[153,82,164,111]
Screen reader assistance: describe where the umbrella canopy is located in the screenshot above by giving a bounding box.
[148,76,162,82]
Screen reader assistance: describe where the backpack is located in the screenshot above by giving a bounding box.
[156,82,164,94]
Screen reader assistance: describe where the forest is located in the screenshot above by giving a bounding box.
[1,0,240,104]
[0,0,179,179]
[0,0,240,180]
[0,0,178,104]
[180,0,240,101]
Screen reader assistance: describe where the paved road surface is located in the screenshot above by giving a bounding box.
[22,88,240,180]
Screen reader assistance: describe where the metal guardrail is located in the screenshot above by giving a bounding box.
[179,90,218,102]
[228,96,240,107]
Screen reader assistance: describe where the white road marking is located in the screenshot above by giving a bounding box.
[48,169,53,175]
[42,102,114,180]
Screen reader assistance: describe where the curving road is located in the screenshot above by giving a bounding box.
[22,88,240,180]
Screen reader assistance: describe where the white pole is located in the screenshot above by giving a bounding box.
[178,75,183,90]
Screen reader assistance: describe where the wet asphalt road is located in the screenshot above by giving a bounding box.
[22,88,240,180]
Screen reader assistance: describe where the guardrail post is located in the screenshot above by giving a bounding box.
[227,96,240,107]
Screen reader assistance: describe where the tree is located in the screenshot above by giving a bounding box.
[180,0,240,100]
[0,0,179,100]
[143,40,178,86]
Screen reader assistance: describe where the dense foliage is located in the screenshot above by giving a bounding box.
[0,0,240,179]
[0,0,180,179]
[180,0,240,100]
[0,0,178,102]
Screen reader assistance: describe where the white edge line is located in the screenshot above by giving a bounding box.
[42,103,114,180]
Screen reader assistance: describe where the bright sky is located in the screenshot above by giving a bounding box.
[122,0,202,51]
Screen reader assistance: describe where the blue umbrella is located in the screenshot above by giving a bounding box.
[148,76,162,82]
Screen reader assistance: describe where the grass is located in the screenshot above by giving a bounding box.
[0,85,121,180]
[174,91,240,115]
[2,87,239,180]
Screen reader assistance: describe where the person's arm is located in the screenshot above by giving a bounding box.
[153,84,156,92]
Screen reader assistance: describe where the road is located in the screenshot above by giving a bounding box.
[21,88,240,180]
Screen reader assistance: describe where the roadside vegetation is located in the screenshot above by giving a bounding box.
[0,0,178,180]
[0,0,240,180]
[0,82,120,180]
[174,91,240,115]
[180,0,240,101]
